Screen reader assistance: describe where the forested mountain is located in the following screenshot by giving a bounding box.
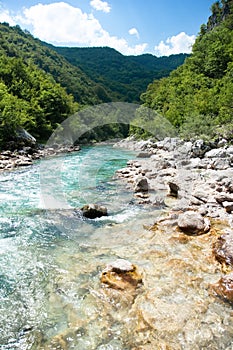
[0,21,188,146]
[0,23,104,105]
[53,46,188,102]
[140,0,233,140]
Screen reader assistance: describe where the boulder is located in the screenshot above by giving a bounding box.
[177,211,210,235]
[81,204,107,219]
[213,232,233,266]
[205,148,227,158]
[101,259,143,291]
[215,193,233,204]
[168,181,179,198]
[211,272,233,302]
[134,176,149,193]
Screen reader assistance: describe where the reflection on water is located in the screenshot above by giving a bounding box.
[0,145,233,350]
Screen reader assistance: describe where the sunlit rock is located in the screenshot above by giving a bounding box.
[212,272,233,302]
[213,231,233,266]
[101,259,143,291]
[177,211,210,235]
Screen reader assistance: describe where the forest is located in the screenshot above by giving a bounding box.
[140,0,233,141]
[0,22,187,146]
[0,0,232,147]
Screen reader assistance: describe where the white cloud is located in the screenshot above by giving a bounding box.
[0,8,16,25]
[154,32,196,56]
[15,2,147,55]
[90,0,111,13]
[129,27,139,39]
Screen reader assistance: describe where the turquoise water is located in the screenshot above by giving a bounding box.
[1,145,233,350]
[0,145,147,349]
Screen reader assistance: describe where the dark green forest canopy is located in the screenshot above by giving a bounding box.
[140,0,233,141]
[53,46,188,103]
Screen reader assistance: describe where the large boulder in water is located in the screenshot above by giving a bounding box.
[81,203,107,219]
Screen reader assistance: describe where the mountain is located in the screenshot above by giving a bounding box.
[0,22,104,105]
[52,46,188,103]
[140,0,233,141]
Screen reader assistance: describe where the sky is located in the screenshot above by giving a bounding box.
[0,0,214,56]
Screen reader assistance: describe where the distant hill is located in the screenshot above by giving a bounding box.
[52,46,188,102]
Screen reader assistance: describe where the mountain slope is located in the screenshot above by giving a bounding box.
[0,22,104,105]
[140,0,233,140]
[53,46,188,103]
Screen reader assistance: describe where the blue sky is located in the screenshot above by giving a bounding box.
[0,0,214,55]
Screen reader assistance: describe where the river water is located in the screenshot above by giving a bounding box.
[0,145,233,350]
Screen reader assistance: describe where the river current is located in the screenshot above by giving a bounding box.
[1,145,233,350]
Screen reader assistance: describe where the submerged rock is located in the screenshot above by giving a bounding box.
[81,204,107,219]
[213,231,233,267]
[212,272,233,302]
[177,211,210,235]
[101,259,143,291]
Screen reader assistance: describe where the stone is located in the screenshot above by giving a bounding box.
[205,148,227,158]
[215,193,233,204]
[177,211,210,235]
[213,232,233,267]
[134,176,149,193]
[101,259,143,291]
[211,272,233,302]
[222,201,233,213]
[168,181,179,198]
[136,152,151,158]
[81,204,107,219]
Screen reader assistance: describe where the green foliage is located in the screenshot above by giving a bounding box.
[140,0,233,141]
[0,53,77,143]
[53,46,188,103]
[0,22,104,105]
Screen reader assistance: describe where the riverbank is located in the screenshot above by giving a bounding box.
[0,144,80,171]
[115,137,233,226]
[114,137,233,308]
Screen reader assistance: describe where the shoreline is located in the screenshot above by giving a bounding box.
[114,136,233,228]
[114,137,233,306]
[0,144,81,172]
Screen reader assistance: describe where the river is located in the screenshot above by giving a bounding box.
[0,145,233,350]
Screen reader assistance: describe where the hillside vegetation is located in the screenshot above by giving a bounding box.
[53,46,188,103]
[140,0,233,141]
[0,22,188,146]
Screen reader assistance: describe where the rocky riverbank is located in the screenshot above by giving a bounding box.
[115,137,233,305]
[0,144,80,172]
